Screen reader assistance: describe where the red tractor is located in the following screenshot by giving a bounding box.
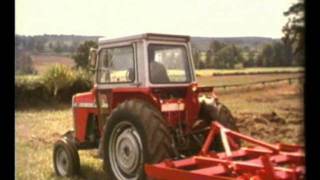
[53,33,304,180]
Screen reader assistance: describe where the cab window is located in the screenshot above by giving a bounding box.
[97,46,134,83]
[148,44,191,84]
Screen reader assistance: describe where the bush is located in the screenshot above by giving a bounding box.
[42,64,75,97]
[59,68,93,102]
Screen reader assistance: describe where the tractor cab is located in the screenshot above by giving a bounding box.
[77,33,203,138]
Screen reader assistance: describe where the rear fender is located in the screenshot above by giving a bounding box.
[110,87,160,110]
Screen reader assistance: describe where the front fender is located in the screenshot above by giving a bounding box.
[72,91,98,143]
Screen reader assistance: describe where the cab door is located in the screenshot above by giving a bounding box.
[95,43,138,134]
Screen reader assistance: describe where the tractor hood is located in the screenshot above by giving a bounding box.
[72,91,96,108]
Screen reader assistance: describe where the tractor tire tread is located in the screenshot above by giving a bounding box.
[101,99,173,179]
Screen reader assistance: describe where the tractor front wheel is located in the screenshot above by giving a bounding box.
[53,135,80,177]
[101,99,173,180]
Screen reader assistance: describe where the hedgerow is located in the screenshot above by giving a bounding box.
[15,65,93,107]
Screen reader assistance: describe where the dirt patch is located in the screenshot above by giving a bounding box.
[247,97,277,103]
[235,111,304,145]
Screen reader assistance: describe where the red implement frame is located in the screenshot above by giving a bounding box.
[145,122,305,180]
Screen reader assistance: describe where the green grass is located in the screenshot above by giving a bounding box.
[15,109,106,180]
[15,76,304,179]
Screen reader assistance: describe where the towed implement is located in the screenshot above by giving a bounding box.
[52,33,304,180]
[145,122,304,180]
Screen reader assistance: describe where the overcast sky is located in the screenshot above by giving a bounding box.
[15,0,297,38]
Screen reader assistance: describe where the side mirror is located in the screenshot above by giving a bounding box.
[89,48,97,67]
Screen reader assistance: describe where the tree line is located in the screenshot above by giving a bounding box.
[192,40,303,69]
[15,35,99,54]
[15,35,99,75]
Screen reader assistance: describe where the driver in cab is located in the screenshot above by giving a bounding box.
[148,49,170,83]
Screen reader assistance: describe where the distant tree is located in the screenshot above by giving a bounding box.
[256,42,290,67]
[192,48,199,69]
[214,44,244,69]
[206,50,214,68]
[15,52,37,75]
[70,41,80,52]
[48,42,53,49]
[272,42,287,66]
[191,48,207,69]
[35,41,44,52]
[62,43,69,52]
[210,41,226,52]
[54,41,63,53]
[33,36,47,52]
[282,0,304,66]
[243,46,250,52]
[261,44,274,66]
[206,41,227,68]
[72,41,98,69]
[244,50,256,67]
[25,37,35,51]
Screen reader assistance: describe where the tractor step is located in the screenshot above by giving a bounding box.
[145,122,304,180]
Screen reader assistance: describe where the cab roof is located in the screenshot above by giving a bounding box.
[98,33,190,45]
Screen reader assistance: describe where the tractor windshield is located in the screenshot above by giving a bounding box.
[148,44,191,84]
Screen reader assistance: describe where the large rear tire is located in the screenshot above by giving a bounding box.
[199,101,240,151]
[101,99,173,180]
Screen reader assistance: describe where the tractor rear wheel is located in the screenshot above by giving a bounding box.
[199,101,240,151]
[101,99,173,180]
[53,135,80,177]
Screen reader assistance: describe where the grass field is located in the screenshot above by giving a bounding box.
[197,72,303,87]
[15,75,304,179]
[196,67,304,76]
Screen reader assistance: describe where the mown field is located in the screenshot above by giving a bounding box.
[32,54,75,75]
[197,72,303,87]
[15,73,304,180]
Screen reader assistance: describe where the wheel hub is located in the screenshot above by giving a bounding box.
[116,129,141,174]
[56,148,69,176]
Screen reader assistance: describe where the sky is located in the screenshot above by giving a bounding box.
[15,0,297,38]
